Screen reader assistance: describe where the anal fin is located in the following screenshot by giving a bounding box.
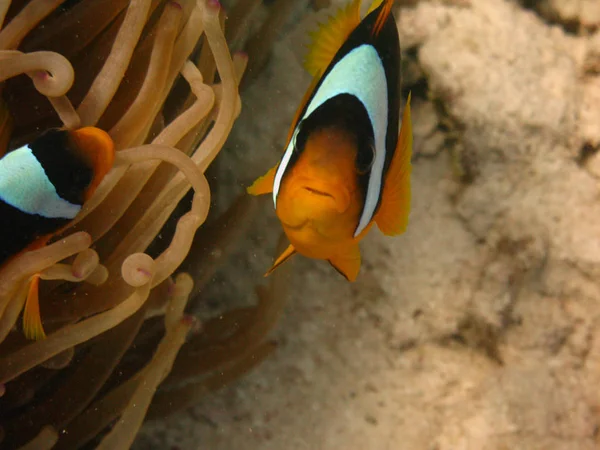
[328,243,361,282]
[375,92,413,236]
[23,274,47,341]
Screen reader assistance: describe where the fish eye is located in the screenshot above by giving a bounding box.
[356,143,375,175]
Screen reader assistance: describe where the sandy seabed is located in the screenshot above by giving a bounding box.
[136,0,600,449]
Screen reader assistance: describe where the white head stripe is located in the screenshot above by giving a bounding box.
[272,44,388,236]
[0,146,81,219]
[272,129,298,206]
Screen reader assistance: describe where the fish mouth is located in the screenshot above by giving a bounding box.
[303,186,334,198]
[298,182,350,214]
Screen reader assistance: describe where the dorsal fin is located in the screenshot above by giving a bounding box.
[304,0,362,77]
[366,0,383,14]
[368,0,394,37]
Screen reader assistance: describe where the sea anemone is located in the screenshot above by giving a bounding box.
[0,0,294,448]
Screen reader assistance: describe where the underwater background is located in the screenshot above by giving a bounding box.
[1,0,600,449]
[138,0,600,449]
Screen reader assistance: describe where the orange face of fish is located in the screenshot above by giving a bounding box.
[275,127,364,260]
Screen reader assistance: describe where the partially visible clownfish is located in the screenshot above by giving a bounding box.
[247,0,412,281]
[0,126,115,340]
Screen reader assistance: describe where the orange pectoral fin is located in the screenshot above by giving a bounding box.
[264,244,297,277]
[328,243,361,282]
[375,92,412,236]
[23,274,47,341]
[247,164,277,196]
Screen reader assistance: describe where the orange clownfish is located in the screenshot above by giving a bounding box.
[0,127,115,339]
[247,0,413,281]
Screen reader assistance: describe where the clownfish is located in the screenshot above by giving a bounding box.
[0,126,115,340]
[247,0,412,281]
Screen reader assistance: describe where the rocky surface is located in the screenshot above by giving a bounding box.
[529,0,600,30]
[135,0,600,448]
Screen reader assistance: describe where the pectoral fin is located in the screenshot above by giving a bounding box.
[328,243,361,282]
[264,244,297,277]
[247,165,277,196]
[375,93,412,236]
[23,274,46,340]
